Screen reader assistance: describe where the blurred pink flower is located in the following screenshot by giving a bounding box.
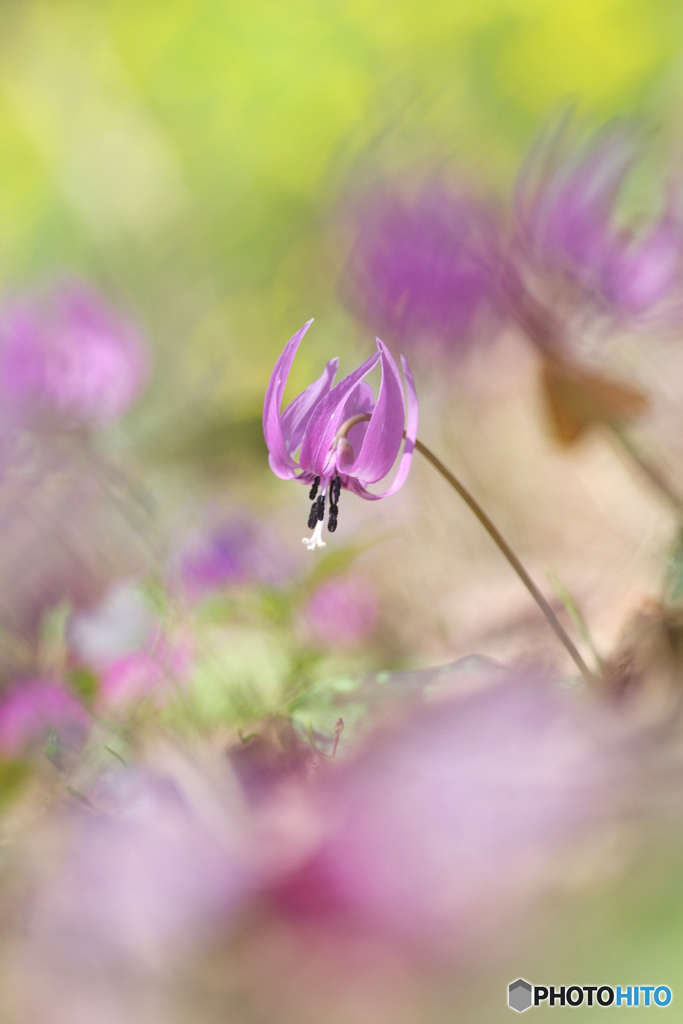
[68,582,192,710]
[97,634,192,709]
[516,121,683,325]
[302,575,379,649]
[0,278,148,428]
[339,180,503,360]
[272,672,617,953]
[0,678,88,758]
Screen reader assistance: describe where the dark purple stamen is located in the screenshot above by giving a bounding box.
[309,476,320,500]
[327,479,340,532]
[316,494,326,522]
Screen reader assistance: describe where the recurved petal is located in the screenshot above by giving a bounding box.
[299,349,381,478]
[280,357,338,455]
[603,222,682,314]
[263,320,313,478]
[351,353,418,500]
[346,340,405,484]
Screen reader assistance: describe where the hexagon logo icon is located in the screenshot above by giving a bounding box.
[508,979,533,1012]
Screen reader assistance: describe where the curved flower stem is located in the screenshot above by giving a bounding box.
[413,438,597,684]
[608,424,683,518]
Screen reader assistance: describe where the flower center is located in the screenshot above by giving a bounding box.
[303,473,342,548]
[303,413,374,547]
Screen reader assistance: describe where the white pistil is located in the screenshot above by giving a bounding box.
[302,519,326,551]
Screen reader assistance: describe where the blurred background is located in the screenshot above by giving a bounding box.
[0,0,683,1021]
[0,0,679,658]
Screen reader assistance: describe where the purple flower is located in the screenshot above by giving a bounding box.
[338,180,503,361]
[178,513,297,598]
[0,278,148,428]
[263,322,418,549]
[517,122,683,324]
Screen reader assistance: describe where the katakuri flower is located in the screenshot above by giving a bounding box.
[516,120,683,325]
[264,322,418,549]
[338,180,503,362]
[0,277,148,428]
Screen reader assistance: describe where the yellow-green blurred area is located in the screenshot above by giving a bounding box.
[0,0,681,447]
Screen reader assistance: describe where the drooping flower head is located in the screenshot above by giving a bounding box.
[264,322,418,549]
[516,120,683,325]
[338,179,503,362]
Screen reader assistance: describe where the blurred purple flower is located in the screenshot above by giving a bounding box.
[264,321,418,549]
[272,672,616,952]
[179,515,296,598]
[0,278,148,428]
[339,180,503,359]
[517,123,683,323]
[0,678,88,758]
[302,575,379,649]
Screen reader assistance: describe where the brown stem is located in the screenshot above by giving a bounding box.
[413,438,597,683]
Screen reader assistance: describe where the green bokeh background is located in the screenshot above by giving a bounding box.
[0,0,681,438]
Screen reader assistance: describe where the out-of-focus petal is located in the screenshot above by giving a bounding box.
[299,349,381,479]
[262,320,313,480]
[351,354,418,500]
[518,125,634,273]
[0,679,88,758]
[280,357,338,454]
[272,669,617,953]
[339,181,503,361]
[603,222,683,314]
